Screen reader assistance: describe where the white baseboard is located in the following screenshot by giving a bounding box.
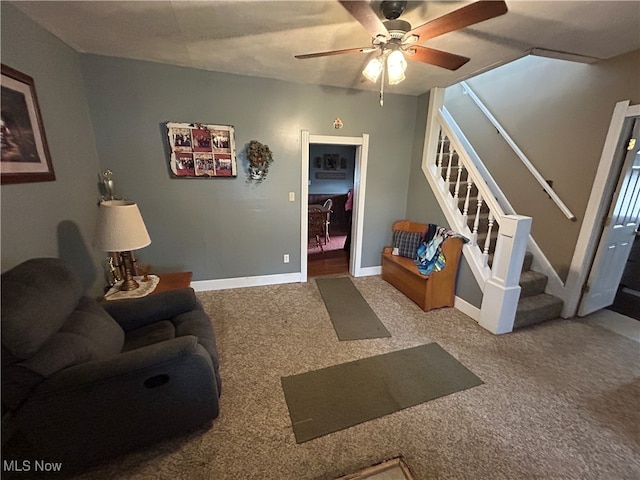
[454,296,481,321]
[355,266,382,277]
[190,265,384,292]
[191,272,302,292]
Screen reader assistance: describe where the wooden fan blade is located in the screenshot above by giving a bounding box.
[406,1,508,42]
[339,0,390,40]
[295,46,375,60]
[406,45,470,71]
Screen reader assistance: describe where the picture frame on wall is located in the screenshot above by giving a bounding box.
[166,122,237,178]
[1,64,55,184]
[323,153,339,170]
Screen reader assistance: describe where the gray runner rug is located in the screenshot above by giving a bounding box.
[281,343,484,443]
[315,276,391,340]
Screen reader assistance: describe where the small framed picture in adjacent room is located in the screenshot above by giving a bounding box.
[323,153,339,170]
[1,64,55,184]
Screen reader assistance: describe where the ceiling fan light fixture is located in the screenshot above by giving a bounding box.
[362,57,383,83]
[388,70,406,85]
[386,50,407,84]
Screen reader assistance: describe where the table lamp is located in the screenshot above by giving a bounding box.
[94,200,151,291]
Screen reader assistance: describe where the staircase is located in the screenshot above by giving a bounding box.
[449,174,564,329]
[422,87,567,334]
[516,252,564,329]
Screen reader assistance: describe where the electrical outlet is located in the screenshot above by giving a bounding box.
[283,254,290,263]
[288,192,295,202]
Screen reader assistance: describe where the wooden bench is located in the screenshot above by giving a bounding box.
[381,220,464,312]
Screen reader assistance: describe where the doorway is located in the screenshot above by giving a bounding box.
[577,110,640,317]
[565,101,640,317]
[307,144,355,277]
[300,132,370,282]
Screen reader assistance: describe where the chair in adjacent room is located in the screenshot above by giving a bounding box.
[322,198,333,243]
[309,205,326,252]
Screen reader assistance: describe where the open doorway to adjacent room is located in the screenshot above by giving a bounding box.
[307,144,355,278]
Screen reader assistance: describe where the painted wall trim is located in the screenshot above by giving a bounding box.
[301,131,369,282]
[191,272,301,292]
[191,268,382,292]
[356,266,382,277]
[454,296,481,321]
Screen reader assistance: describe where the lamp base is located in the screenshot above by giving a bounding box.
[120,277,140,291]
[118,251,139,291]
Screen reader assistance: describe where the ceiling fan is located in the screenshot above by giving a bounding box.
[295,0,508,103]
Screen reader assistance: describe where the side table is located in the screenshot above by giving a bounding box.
[102,272,193,302]
[151,272,193,295]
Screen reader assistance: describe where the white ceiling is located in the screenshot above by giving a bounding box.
[11,1,640,96]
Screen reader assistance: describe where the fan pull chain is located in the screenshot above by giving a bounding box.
[379,63,385,107]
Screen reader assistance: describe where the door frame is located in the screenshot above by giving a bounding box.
[564,101,640,317]
[300,131,369,281]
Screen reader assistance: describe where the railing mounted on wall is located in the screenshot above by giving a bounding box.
[460,81,576,221]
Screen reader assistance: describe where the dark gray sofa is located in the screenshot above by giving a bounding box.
[1,257,221,468]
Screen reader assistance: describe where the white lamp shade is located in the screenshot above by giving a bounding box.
[387,50,407,85]
[362,57,383,83]
[94,200,151,252]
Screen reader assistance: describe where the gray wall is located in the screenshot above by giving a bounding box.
[444,51,640,280]
[79,55,418,281]
[1,3,104,295]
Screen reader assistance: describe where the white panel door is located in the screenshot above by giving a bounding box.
[579,119,640,316]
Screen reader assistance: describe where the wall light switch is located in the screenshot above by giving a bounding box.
[283,254,290,263]
[288,192,295,202]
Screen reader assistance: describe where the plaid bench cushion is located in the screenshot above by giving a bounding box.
[393,230,423,259]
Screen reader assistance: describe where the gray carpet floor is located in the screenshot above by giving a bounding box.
[75,276,640,480]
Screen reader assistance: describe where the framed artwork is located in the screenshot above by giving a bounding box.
[1,64,55,184]
[323,153,339,170]
[166,122,237,177]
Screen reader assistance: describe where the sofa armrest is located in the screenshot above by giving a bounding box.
[383,246,393,254]
[34,335,209,393]
[103,288,200,332]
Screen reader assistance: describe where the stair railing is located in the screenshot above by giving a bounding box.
[423,88,532,334]
[460,81,576,221]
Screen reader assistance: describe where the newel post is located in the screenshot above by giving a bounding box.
[479,215,532,334]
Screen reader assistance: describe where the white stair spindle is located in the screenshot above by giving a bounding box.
[472,193,483,246]
[437,129,445,174]
[484,212,495,256]
[445,147,453,184]
[453,157,463,210]
[463,178,473,218]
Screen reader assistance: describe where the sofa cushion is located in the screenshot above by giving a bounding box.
[60,297,125,358]
[1,258,83,361]
[393,230,423,259]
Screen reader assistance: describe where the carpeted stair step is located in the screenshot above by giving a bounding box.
[519,270,549,297]
[522,251,533,272]
[514,293,564,329]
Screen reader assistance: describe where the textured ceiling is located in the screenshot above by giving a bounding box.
[11,1,640,96]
